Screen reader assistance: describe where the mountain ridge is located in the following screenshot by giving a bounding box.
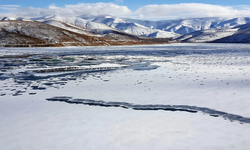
[0,20,169,47]
[2,15,250,46]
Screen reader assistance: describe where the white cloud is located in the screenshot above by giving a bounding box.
[135,3,250,19]
[0,5,20,7]
[65,3,129,15]
[0,3,131,17]
[1,3,250,19]
[0,5,20,11]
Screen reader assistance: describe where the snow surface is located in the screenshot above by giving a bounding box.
[1,43,250,150]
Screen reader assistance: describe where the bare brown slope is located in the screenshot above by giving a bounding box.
[0,29,54,47]
[0,20,169,47]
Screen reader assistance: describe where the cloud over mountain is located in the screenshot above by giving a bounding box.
[0,3,132,17]
[135,3,250,19]
[1,3,250,19]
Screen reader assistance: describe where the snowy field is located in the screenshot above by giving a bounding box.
[1,43,250,150]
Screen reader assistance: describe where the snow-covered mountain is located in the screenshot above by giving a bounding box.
[0,19,169,47]
[124,17,250,34]
[4,15,250,40]
[175,21,250,43]
[1,16,32,21]
[29,15,178,39]
[0,20,105,46]
[32,15,133,38]
[175,29,239,42]
[104,22,180,38]
[212,23,250,43]
[2,14,250,45]
[80,15,250,36]
[32,15,113,30]
[41,20,98,37]
[78,15,179,38]
[30,15,167,41]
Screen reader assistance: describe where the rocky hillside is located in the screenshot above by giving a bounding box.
[0,20,169,47]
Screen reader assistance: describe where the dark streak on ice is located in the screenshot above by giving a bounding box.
[46,96,250,124]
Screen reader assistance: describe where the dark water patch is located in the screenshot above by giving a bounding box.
[68,78,77,80]
[31,86,46,90]
[12,93,22,96]
[29,93,36,95]
[60,78,68,81]
[46,96,250,124]
[43,82,54,86]
[16,81,26,84]
[1,93,6,96]
[54,81,67,85]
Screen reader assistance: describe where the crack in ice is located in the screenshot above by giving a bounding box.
[46,96,250,124]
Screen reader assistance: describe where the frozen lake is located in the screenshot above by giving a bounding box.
[1,43,250,149]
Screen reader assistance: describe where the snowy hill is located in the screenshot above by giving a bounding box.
[31,15,148,38]
[139,18,249,32]
[79,15,180,38]
[0,20,107,46]
[123,17,250,35]
[0,20,169,47]
[41,20,98,36]
[1,16,32,21]
[33,16,165,41]
[175,29,239,42]
[5,15,250,40]
[175,22,250,43]
[212,23,250,43]
[32,15,113,30]
[2,15,250,44]
[81,15,250,36]
[105,22,180,38]
[33,15,179,38]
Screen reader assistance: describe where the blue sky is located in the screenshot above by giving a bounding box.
[2,0,250,9]
[1,0,250,19]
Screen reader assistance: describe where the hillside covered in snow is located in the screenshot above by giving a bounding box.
[0,17,169,47]
[175,22,250,43]
[1,15,250,45]
[80,15,250,34]
[79,15,250,43]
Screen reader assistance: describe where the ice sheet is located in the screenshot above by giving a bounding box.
[1,43,250,150]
